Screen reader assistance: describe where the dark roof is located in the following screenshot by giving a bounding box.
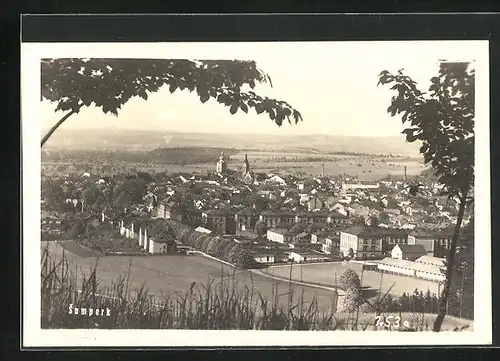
[268,228,290,236]
[237,231,259,239]
[294,232,310,239]
[342,226,409,237]
[328,211,348,219]
[236,207,257,216]
[203,209,233,217]
[395,244,427,254]
[433,227,455,237]
[410,230,434,238]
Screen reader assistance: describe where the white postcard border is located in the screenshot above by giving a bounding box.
[22,40,492,347]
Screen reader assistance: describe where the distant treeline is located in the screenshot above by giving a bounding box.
[42,147,239,166]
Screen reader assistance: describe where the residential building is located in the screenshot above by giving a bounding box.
[322,231,341,255]
[391,244,427,261]
[340,226,409,259]
[202,209,235,235]
[143,224,177,255]
[307,197,325,211]
[267,175,287,186]
[280,212,297,225]
[295,211,328,224]
[267,228,293,244]
[289,250,329,263]
[156,200,182,221]
[235,208,258,234]
[341,181,380,191]
[259,211,282,228]
[252,252,276,264]
[148,237,168,254]
[408,231,435,254]
[292,231,311,245]
[432,227,454,257]
[327,211,350,225]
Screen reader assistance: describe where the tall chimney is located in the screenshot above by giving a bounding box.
[404,166,407,186]
[322,163,325,177]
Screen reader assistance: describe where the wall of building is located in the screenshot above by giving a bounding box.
[415,271,445,282]
[267,230,286,243]
[391,248,403,259]
[378,263,416,277]
[254,255,275,264]
[340,232,359,255]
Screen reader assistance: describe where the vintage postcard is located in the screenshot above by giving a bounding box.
[22,40,491,347]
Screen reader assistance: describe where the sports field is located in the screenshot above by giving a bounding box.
[263,261,441,297]
[43,241,339,312]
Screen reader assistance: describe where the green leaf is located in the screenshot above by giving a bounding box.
[240,102,248,113]
[200,93,210,103]
[230,103,238,115]
[41,59,304,147]
[169,81,178,93]
[139,90,148,100]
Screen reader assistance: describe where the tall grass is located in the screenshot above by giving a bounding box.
[40,246,470,331]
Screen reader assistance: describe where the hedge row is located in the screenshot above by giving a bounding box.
[165,220,256,269]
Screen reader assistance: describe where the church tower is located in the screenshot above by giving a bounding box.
[216,152,228,174]
[242,148,254,184]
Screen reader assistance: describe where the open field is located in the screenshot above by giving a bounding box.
[42,129,422,157]
[41,151,424,180]
[263,262,441,297]
[41,242,471,331]
[43,241,339,312]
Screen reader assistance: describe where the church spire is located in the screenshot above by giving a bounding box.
[244,146,250,172]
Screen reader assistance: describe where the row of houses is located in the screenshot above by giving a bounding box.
[118,220,176,255]
[265,224,454,260]
[156,200,350,235]
[338,226,454,259]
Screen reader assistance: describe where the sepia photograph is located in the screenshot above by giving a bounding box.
[22,40,491,347]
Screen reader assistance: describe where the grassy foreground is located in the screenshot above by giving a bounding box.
[41,246,472,331]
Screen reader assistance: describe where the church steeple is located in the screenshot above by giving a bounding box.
[244,147,250,173]
[216,151,227,174]
[242,146,254,184]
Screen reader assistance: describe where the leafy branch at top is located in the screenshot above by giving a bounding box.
[41,58,303,127]
[377,62,475,200]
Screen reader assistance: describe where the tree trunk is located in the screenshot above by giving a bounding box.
[433,192,468,331]
[41,107,80,147]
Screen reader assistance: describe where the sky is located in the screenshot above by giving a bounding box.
[39,41,481,137]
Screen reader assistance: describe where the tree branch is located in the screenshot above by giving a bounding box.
[41,105,82,147]
[433,191,469,331]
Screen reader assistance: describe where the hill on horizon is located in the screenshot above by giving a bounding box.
[41,128,422,157]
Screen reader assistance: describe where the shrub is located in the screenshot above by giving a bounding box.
[339,268,361,291]
[222,242,237,262]
[342,287,363,313]
[211,238,232,259]
[205,237,222,256]
[194,233,210,250]
[227,245,255,269]
[199,236,213,253]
